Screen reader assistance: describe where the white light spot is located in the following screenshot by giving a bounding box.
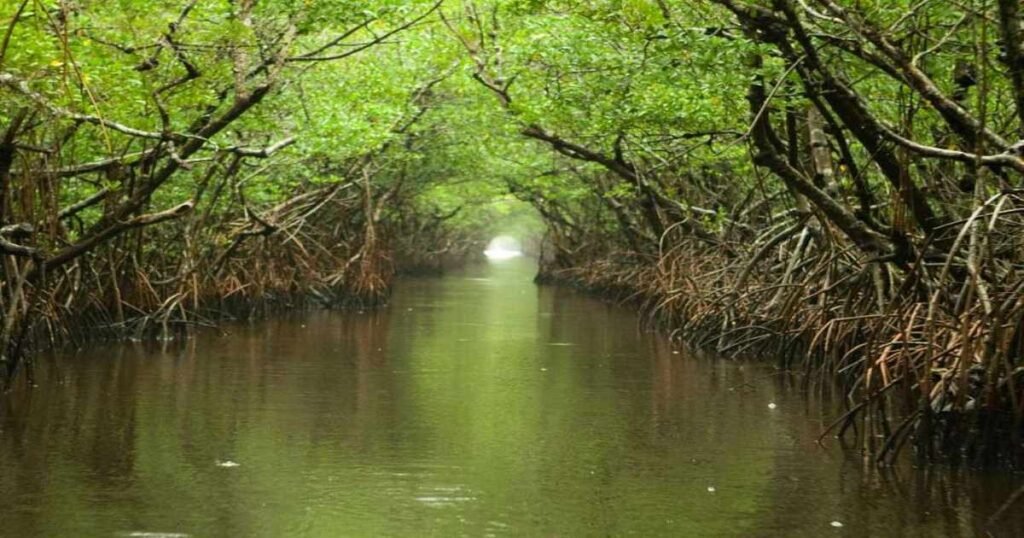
[484,235,523,260]
[830,521,844,528]
[768,402,777,410]
[216,460,240,468]
[483,248,522,260]
[707,486,716,493]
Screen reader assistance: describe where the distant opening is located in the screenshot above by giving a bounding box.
[484,236,523,260]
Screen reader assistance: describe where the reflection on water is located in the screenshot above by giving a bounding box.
[1,258,1022,537]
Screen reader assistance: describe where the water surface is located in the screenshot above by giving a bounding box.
[1,258,1022,537]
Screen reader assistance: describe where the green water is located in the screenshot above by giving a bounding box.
[1,258,1021,537]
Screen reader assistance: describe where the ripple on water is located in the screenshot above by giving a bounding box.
[414,484,477,508]
[117,533,191,538]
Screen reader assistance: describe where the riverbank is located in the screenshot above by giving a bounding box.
[536,248,1024,469]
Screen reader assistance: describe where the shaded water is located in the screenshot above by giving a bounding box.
[1,258,1022,537]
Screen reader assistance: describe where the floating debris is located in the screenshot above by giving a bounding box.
[707,486,716,493]
[830,521,844,528]
[215,460,240,468]
[768,402,778,410]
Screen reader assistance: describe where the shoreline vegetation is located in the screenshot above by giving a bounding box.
[2,0,1024,471]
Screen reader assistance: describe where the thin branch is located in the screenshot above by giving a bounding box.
[286,2,442,63]
[0,73,187,141]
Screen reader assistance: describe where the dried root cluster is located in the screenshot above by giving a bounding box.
[536,193,1024,467]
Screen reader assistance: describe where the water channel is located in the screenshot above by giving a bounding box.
[1,258,1021,537]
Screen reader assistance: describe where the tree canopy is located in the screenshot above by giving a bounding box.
[4,0,1024,465]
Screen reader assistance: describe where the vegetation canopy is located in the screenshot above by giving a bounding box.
[3,0,1024,469]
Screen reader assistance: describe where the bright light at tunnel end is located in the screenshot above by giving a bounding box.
[484,236,524,260]
[484,248,522,260]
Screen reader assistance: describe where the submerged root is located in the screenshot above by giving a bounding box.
[0,179,479,389]
[535,201,1024,468]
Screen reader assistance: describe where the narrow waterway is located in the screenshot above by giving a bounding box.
[1,258,1021,537]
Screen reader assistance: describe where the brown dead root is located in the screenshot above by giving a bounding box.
[534,219,1024,469]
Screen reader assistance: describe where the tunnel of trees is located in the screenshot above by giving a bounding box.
[3,0,1024,468]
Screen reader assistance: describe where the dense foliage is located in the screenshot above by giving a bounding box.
[3,0,1024,467]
